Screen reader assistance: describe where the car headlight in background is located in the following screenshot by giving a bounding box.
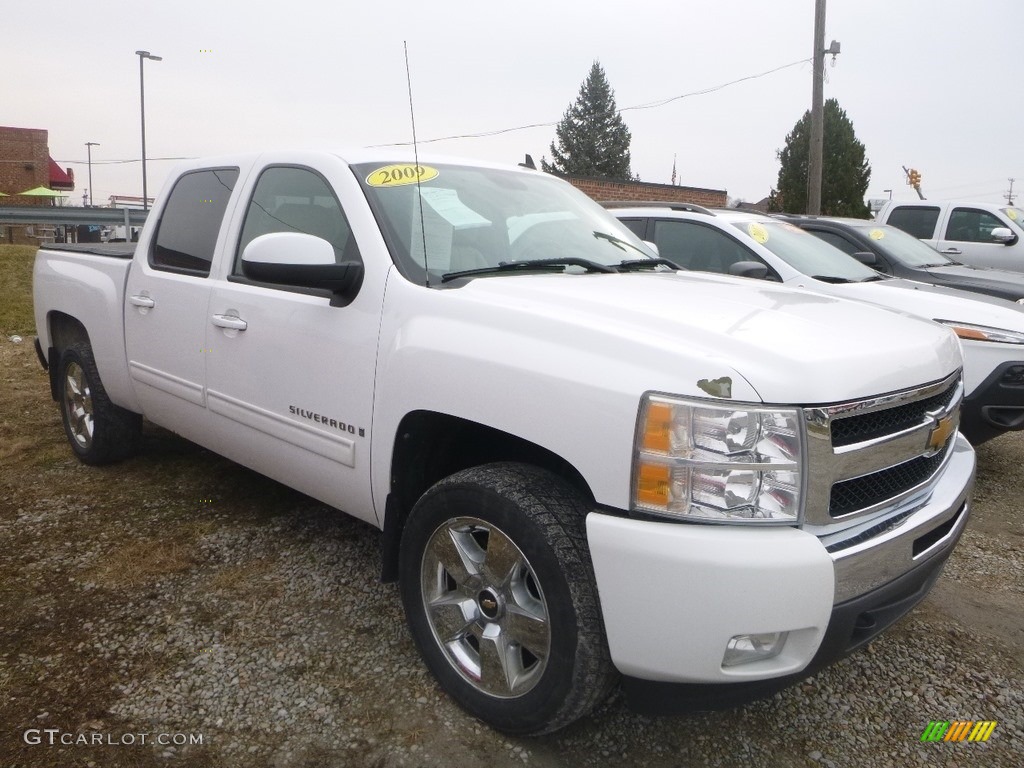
[935,320,1024,344]
[633,395,804,523]
[1016,298,1024,306]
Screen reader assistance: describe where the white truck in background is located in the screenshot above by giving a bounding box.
[876,200,1024,272]
[32,150,974,733]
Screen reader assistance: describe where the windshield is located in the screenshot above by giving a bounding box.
[731,220,879,282]
[851,223,955,267]
[352,162,655,283]
[1001,207,1024,234]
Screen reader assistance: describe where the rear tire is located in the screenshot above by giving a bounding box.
[399,462,616,734]
[58,342,142,465]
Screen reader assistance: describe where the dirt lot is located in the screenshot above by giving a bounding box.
[1,244,1022,767]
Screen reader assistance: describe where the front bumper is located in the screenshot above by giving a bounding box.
[961,360,1024,444]
[586,434,974,711]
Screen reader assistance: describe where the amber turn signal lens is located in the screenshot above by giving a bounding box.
[642,401,673,454]
[635,462,671,508]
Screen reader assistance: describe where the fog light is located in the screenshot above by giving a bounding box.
[722,631,788,667]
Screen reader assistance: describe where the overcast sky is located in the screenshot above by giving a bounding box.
[6,0,1021,207]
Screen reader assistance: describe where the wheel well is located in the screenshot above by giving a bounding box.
[45,312,91,400]
[379,411,593,582]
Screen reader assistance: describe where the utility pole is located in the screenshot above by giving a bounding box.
[807,0,827,215]
[85,141,99,207]
[1006,178,1016,206]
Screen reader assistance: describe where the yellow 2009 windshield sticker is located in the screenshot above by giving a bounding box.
[869,228,885,240]
[1007,209,1019,221]
[747,222,769,244]
[366,164,438,188]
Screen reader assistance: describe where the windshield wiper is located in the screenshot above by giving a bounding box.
[616,258,680,272]
[919,262,955,268]
[809,275,855,284]
[441,257,616,283]
[858,275,887,282]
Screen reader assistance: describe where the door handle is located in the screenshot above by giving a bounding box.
[129,295,155,308]
[211,314,248,331]
[941,247,962,255]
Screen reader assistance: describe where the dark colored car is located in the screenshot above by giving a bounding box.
[781,215,1024,306]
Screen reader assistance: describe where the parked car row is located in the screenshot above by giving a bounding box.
[608,204,1024,444]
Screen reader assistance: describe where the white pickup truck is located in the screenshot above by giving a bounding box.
[876,200,1024,272]
[33,151,975,734]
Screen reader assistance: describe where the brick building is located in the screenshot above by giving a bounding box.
[0,126,75,244]
[560,174,727,208]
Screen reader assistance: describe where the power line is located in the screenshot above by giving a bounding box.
[370,57,812,148]
[53,156,194,165]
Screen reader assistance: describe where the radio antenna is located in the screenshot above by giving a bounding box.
[404,41,430,288]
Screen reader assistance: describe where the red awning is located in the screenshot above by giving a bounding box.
[49,158,74,190]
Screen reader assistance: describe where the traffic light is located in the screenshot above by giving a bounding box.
[908,169,922,187]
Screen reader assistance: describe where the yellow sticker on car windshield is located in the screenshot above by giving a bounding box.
[366,164,438,188]
[1007,209,1019,221]
[869,228,885,240]
[747,222,770,244]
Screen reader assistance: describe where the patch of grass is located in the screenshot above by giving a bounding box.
[0,244,38,336]
[89,536,196,588]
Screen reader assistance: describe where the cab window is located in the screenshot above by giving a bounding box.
[151,168,239,275]
[886,206,940,239]
[945,208,1007,243]
[235,165,360,274]
[652,219,769,275]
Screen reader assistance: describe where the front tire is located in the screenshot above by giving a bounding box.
[58,342,142,465]
[399,463,616,734]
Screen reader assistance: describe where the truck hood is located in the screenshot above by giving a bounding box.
[840,278,1024,333]
[453,271,962,405]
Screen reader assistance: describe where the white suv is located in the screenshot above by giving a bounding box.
[610,204,1024,444]
[876,200,1024,272]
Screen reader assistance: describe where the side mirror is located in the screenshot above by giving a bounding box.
[729,261,769,279]
[990,227,1018,245]
[643,240,660,257]
[241,232,364,306]
[852,251,878,265]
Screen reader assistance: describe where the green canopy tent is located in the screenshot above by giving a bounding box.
[17,186,68,207]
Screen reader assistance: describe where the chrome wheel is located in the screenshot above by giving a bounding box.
[420,516,551,698]
[63,361,94,450]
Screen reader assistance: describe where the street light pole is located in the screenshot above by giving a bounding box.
[85,142,99,207]
[807,0,827,215]
[135,50,162,211]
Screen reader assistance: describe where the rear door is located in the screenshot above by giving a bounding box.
[203,162,383,524]
[936,206,1022,270]
[124,167,240,439]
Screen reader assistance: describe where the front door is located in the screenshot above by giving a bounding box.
[203,164,382,524]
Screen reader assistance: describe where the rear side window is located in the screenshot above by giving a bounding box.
[235,165,359,274]
[885,206,940,239]
[151,168,239,275]
[618,218,647,239]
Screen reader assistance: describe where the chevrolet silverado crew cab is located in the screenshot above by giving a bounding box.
[33,151,974,734]
[876,200,1024,272]
[611,205,1024,444]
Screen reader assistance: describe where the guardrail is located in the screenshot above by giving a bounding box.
[0,206,149,228]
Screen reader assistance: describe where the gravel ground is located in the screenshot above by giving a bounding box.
[1,335,1022,767]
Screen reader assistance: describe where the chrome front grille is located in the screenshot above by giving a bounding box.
[802,371,963,528]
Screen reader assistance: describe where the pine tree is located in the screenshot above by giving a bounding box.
[542,61,633,180]
[770,98,872,217]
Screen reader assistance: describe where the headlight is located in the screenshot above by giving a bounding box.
[1016,298,1024,306]
[632,395,804,523]
[935,320,1024,344]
